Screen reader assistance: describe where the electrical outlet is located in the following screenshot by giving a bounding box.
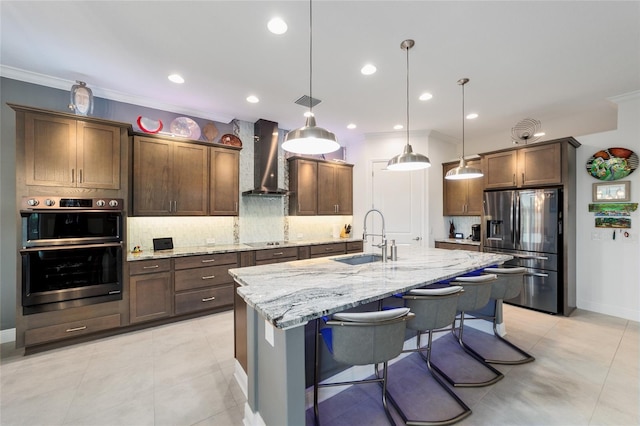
[206,238,215,245]
[297,233,303,240]
[591,231,600,241]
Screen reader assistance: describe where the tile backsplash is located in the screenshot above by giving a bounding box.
[443,216,481,239]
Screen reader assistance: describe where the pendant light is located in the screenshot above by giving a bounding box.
[282,0,340,155]
[445,78,483,180]
[387,39,431,171]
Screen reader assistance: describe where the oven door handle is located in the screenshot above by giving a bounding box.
[20,242,123,253]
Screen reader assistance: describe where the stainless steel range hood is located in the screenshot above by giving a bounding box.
[242,119,290,196]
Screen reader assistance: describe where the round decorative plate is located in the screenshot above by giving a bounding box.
[202,122,219,142]
[137,116,163,134]
[220,134,242,147]
[170,117,201,140]
[586,147,638,181]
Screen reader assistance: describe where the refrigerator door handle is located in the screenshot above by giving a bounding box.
[513,192,519,247]
[525,272,549,278]
[511,253,549,260]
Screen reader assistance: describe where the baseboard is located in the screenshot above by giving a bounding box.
[1,328,16,344]
[234,360,248,399]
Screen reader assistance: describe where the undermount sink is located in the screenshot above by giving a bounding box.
[334,254,383,265]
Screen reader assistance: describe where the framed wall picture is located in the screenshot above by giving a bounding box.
[69,81,93,116]
[592,180,630,202]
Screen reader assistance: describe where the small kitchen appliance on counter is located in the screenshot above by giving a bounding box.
[471,224,481,241]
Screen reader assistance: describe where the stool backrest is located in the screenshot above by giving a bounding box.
[484,267,526,300]
[327,311,413,365]
[453,275,496,311]
[403,287,463,331]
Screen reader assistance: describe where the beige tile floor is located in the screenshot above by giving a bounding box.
[1,305,638,426]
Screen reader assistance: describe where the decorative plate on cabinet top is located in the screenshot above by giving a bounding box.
[170,117,201,140]
[136,116,163,134]
[586,147,638,181]
[202,122,219,142]
[220,134,242,147]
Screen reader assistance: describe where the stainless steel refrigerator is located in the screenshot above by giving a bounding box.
[483,188,562,314]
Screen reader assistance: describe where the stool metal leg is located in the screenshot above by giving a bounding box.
[429,312,504,388]
[313,318,321,426]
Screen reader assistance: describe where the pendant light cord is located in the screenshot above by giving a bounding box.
[405,41,410,148]
[309,0,313,116]
[461,81,465,157]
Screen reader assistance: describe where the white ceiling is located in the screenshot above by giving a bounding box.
[2,1,639,147]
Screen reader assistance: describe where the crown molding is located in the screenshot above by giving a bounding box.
[608,90,640,104]
[0,65,235,123]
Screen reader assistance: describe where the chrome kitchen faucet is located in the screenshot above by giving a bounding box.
[363,208,387,262]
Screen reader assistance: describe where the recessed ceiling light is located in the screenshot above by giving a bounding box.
[533,132,546,137]
[361,64,377,75]
[267,17,288,34]
[466,113,478,119]
[347,123,357,129]
[419,92,433,101]
[393,124,403,130]
[168,74,184,84]
[246,95,259,103]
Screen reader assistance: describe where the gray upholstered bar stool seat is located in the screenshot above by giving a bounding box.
[392,285,471,425]
[430,273,504,387]
[314,307,414,426]
[466,266,535,364]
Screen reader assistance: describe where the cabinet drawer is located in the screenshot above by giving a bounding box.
[255,247,298,262]
[175,264,234,292]
[310,243,346,258]
[174,284,234,315]
[25,313,121,346]
[129,259,171,275]
[346,241,363,253]
[174,252,238,270]
[435,242,480,252]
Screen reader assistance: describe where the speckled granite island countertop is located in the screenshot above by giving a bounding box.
[229,247,511,330]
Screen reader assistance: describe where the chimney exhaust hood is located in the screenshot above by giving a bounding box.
[242,119,290,196]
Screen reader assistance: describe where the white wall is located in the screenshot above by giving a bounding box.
[574,92,640,321]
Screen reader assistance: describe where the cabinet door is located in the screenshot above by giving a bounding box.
[210,147,239,216]
[317,163,338,215]
[76,121,121,189]
[173,142,208,215]
[24,113,76,187]
[129,272,172,323]
[289,159,317,215]
[133,136,173,215]
[519,143,562,187]
[443,162,468,215]
[465,159,484,215]
[484,151,518,189]
[335,165,353,215]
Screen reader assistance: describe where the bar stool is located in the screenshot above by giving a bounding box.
[314,307,414,426]
[392,285,472,425]
[462,266,535,365]
[430,273,504,388]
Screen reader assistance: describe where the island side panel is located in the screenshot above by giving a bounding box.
[246,305,306,425]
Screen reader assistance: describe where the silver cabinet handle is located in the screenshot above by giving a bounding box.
[201,259,216,263]
[79,169,83,183]
[168,201,172,212]
[235,202,238,213]
[143,265,159,269]
[513,174,516,185]
[66,326,87,333]
[201,275,216,280]
[202,296,216,302]
[71,168,75,183]
[272,252,284,256]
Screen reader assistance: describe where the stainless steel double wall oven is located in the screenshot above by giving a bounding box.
[20,196,124,314]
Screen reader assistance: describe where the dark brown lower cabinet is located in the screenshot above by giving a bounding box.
[129,264,172,324]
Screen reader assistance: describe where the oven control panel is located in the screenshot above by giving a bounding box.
[21,196,123,210]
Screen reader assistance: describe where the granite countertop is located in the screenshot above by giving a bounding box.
[229,247,511,330]
[127,238,363,261]
[435,238,481,246]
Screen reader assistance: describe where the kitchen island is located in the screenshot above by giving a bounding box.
[229,247,512,426]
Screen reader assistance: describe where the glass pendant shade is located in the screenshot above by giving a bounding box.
[445,77,483,180]
[282,115,340,155]
[387,39,430,171]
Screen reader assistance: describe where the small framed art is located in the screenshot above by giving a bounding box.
[592,180,630,202]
